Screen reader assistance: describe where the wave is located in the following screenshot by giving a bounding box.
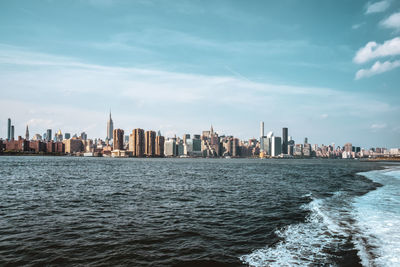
[352,168,400,267]
[241,168,400,267]
[240,192,352,266]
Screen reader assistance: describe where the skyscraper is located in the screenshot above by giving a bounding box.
[282,127,288,154]
[164,139,176,157]
[183,134,190,144]
[145,130,156,157]
[46,129,52,142]
[80,132,87,141]
[266,131,274,155]
[344,143,352,153]
[260,121,264,137]
[107,111,114,141]
[25,125,29,140]
[113,128,124,150]
[7,118,11,141]
[260,121,265,151]
[129,128,145,157]
[11,125,15,140]
[55,129,63,142]
[155,135,165,157]
[271,136,282,157]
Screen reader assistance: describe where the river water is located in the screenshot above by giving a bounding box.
[0,156,398,266]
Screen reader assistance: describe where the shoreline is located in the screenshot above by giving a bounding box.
[2,152,400,161]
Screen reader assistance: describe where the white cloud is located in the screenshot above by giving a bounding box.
[353,37,400,64]
[0,45,397,144]
[320,114,329,119]
[381,12,400,30]
[352,23,365,30]
[370,123,387,129]
[355,60,400,79]
[366,1,390,14]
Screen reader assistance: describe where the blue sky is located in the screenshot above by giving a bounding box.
[0,0,399,148]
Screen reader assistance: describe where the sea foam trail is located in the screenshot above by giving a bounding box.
[240,193,351,267]
[353,169,400,267]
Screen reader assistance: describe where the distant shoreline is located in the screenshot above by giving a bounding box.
[1,152,400,162]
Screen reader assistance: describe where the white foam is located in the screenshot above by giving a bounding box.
[240,195,349,266]
[352,168,400,267]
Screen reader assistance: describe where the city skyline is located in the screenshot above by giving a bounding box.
[1,1,400,148]
[1,115,397,151]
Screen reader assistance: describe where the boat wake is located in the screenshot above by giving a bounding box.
[240,168,400,267]
[240,192,352,266]
[352,169,400,267]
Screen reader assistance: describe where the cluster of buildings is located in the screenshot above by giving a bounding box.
[1,115,399,159]
[257,121,399,159]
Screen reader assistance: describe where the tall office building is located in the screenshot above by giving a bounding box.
[260,121,264,137]
[288,139,295,156]
[261,137,269,154]
[7,118,11,141]
[46,129,52,142]
[55,129,63,142]
[80,132,87,141]
[271,136,282,157]
[107,111,114,141]
[25,125,29,140]
[282,127,288,154]
[155,135,165,157]
[11,125,15,140]
[145,130,156,157]
[192,135,201,152]
[164,139,176,157]
[183,134,190,144]
[113,129,124,150]
[303,143,311,157]
[344,143,352,153]
[260,121,265,151]
[304,137,308,144]
[265,131,274,155]
[129,128,145,157]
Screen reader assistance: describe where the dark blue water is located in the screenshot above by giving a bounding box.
[0,157,392,266]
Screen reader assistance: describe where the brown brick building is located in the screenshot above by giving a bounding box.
[155,135,165,157]
[129,128,144,157]
[145,130,156,157]
[113,129,124,151]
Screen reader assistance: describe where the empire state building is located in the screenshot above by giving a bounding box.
[107,111,114,140]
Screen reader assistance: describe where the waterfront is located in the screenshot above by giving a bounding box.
[0,157,398,266]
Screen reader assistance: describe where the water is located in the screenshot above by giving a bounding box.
[352,169,400,266]
[0,156,397,266]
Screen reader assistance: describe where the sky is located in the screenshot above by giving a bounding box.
[0,0,399,148]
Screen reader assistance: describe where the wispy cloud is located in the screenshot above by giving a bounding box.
[352,23,365,30]
[365,0,390,14]
[353,37,400,64]
[320,114,329,119]
[381,12,400,31]
[0,44,397,143]
[370,123,387,132]
[80,0,119,7]
[355,60,400,79]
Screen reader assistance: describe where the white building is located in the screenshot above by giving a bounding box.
[164,140,176,157]
[271,136,282,157]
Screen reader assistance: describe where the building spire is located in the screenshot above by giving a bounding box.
[25,125,29,140]
[107,109,114,140]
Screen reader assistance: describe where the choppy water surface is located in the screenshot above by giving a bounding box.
[0,156,398,266]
